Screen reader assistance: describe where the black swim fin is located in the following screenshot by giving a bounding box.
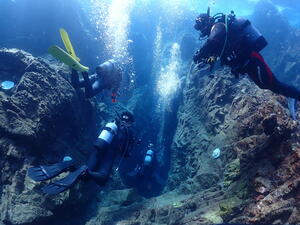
[41,165,88,195]
[28,160,75,182]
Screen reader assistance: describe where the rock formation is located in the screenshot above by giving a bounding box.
[83,64,300,224]
[2,3,300,222]
[0,48,104,225]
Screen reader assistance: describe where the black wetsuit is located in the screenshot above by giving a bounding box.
[193,20,300,100]
[87,122,135,185]
[71,60,122,101]
[71,70,103,98]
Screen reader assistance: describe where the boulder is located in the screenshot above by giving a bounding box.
[0,48,104,225]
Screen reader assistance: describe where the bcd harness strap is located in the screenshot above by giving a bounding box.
[103,126,117,136]
[219,14,228,60]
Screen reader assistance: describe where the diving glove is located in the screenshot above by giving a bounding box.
[206,56,217,65]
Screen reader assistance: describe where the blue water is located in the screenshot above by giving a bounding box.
[1,0,300,198]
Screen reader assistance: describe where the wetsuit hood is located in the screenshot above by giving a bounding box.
[194,7,215,37]
[120,111,135,126]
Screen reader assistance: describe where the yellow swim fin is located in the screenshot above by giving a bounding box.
[48,45,89,72]
[59,28,80,62]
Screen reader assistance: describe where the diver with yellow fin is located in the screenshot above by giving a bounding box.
[49,29,122,102]
[48,29,88,72]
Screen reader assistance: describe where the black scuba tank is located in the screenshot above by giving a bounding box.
[231,17,268,53]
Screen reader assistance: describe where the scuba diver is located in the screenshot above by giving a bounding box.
[48,29,123,102]
[28,111,140,195]
[71,59,122,102]
[127,143,165,190]
[193,8,300,118]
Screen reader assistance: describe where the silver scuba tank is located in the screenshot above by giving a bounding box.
[96,59,116,76]
[144,149,154,166]
[98,121,118,144]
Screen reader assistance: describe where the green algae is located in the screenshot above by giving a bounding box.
[223,158,241,187]
[219,196,243,221]
[203,210,223,224]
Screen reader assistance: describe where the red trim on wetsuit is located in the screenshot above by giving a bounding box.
[250,51,274,85]
[111,92,117,103]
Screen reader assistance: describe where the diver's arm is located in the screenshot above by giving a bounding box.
[81,71,94,98]
[193,23,226,63]
[82,72,105,98]
[71,69,86,88]
[193,40,217,63]
[90,80,105,97]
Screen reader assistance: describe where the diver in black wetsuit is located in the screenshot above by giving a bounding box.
[128,143,156,178]
[193,8,300,106]
[127,143,165,193]
[71,59,122,102]
[87,111,137,185]
[27,111,140,195]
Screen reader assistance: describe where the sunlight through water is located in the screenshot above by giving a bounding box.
[89,0,136,89]
[157,43,181,99]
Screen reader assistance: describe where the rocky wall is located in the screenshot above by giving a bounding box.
[87,64,300,224]
[0,48,105,225]
[169,64,300,224]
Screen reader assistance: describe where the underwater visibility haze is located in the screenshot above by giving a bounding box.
[1,0,300,224]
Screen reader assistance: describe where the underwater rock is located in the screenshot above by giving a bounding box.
[167,63,300,224]
[219,196,244,222]
[85,61,300,224]
[99,188,142,207]
[195,172,220,190]
[0,48,104,225]
[223,159,240,187]
[81,56,300,224]
[254,176,272,194]
[92,66,298,224]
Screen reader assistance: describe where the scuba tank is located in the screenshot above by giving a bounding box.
[229,16,268,53]
[144,149,154,166]
[97,121,118,144]
[96,59,116,76]
[210,11,267,70]
[96,59,122,102]
[213,11,267,54]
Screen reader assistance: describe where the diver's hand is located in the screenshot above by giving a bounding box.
[206,56,217,65]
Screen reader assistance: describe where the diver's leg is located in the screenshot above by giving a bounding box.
[88,146,117,185]
[82,71,95,98]
[71,69,85,88]
[245,52,270,89]
[90,80,105,97]
[270,78,300,100]
[87,139,108,171]
[247,52,300,100]
[82,73,105,98]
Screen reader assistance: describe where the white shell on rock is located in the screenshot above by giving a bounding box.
[212,148,221,159]
[1,81,15,90]
[63,156,73,162]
